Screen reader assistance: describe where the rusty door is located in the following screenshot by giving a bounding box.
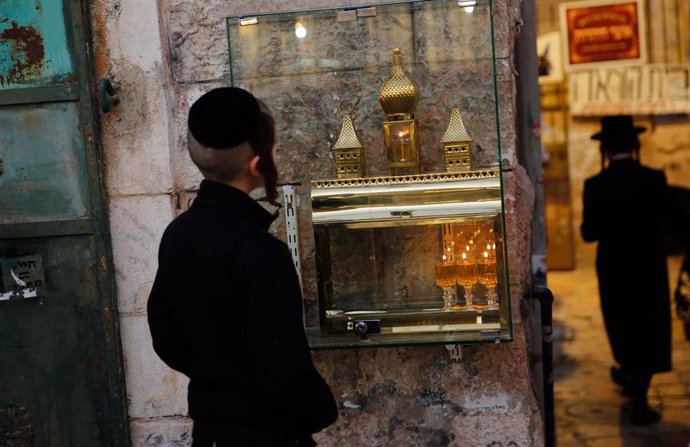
[0,1,129,446]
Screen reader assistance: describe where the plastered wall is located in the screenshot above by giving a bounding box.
[91,0,544,445]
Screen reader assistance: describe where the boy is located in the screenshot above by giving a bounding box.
[148,87,337,446]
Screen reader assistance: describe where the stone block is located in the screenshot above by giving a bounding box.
[100,67,174,196]
[103,0,166,73]
[130,418,193,447]
[449,411,542,446]
[109,194,174,314]
[120,315,189,418]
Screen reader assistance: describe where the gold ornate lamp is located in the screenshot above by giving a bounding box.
[379,48,421,176]
[441,108,472,172]
[333,101,366,179]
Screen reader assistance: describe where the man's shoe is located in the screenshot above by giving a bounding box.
[610,366,633,396]
[630,406,661,426]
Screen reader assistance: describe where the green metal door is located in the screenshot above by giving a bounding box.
[0,1,129,445]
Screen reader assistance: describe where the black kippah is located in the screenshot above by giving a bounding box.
[188,87,260,149]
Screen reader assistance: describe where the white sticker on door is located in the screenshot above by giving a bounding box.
[0,254,45,301]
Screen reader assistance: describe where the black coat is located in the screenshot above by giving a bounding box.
[147,180,337,441]
[581,159,672,373]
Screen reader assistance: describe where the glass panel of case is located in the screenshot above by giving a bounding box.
[310,171,510,347]
[226,0,511,348]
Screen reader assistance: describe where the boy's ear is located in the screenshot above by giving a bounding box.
[248,154,262,177]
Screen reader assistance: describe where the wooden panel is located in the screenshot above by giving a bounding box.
[679,0,690,63]
[664,0,681,63]
[541,85,576,270]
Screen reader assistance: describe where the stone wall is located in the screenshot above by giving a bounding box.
[90,0,544,445]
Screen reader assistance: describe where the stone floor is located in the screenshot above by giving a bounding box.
[549,244,690,447]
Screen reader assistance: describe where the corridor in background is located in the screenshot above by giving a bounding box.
[551,244,690,446]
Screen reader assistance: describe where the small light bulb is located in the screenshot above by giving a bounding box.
[295,22,307,39]
[458,0,476,13]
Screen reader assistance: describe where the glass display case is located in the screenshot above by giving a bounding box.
[226,0,511,348]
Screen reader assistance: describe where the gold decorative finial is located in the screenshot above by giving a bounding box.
[333,99,366,179]
[442,108,473,172]
[378,48,420,118]
[333,114,363,150]
[441,108,472,143]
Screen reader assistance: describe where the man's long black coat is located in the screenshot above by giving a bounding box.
[581,159,672,373]
[147,180,337,441]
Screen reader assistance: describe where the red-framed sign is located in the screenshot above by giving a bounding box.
[560,0,646,70]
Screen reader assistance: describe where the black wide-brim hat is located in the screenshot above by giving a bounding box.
[591,115,646,141]
[188,87,260,149]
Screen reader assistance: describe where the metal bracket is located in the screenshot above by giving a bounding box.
[97,78,120,113]
[282,185,303,292]
[446,344,462,362]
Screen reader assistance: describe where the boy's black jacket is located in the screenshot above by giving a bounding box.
[148,180,337,440]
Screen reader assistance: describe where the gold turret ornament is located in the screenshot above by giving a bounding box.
[333,100,366,179]
[378,48,421,176]
[441,108,473,172]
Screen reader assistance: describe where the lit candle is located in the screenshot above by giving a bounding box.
[397,130,410,162]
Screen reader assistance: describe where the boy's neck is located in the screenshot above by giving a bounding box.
[226,177,261,195]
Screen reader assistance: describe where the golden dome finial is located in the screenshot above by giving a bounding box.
[378,48,420,117]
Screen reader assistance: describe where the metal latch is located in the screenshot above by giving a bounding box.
[480,329,501,342]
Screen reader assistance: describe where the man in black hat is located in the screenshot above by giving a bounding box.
[147,87,337,446]
[581,115,672,425]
